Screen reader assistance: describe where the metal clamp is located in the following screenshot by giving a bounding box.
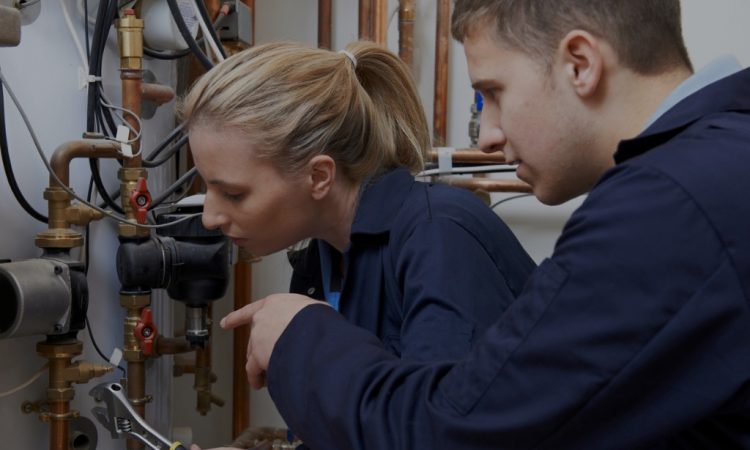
[89,382,186,450]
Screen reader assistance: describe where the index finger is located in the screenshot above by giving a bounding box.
[220,298,266,329]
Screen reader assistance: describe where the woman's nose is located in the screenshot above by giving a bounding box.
[201,193,227,231]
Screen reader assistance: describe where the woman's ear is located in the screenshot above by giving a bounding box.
[307,155,336,200]
[558,30,604,98]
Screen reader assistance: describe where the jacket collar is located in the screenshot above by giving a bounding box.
[350,167,415,236]
[615,66,750,164]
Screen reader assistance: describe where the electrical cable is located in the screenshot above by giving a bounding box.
[142,134,188,168]
[60,0,88,68]
[166,0,214,70]
[17,0,42,9]
[85,316,125,376]
[0,82,48,223]
[83,0,90,59]
[192,0,226,60]
[0,65,201,230]
[417,164,518,177]
[143,12,228,61]
[490,193,534,210]
[0,364,48,398]
[149,166,198,208]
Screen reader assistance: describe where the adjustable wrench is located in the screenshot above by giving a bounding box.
[89,382,187,450]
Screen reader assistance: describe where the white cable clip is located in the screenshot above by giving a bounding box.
[109,347,123,368]
[436,147,455,175]
[116,125,133,157]
[78,67,102,90]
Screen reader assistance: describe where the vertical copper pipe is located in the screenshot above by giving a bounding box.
[433,0,450,146]
[126,360,146,450]
[359,0,372,40]
[232,250,253,438]
[49,401,68,450]
[372,0,388,45]
[398,0,416,70]
[318,0,332,49]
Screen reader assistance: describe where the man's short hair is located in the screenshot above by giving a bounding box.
[452,0,693,74]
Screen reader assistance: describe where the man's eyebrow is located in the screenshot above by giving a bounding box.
[471,79,500,91]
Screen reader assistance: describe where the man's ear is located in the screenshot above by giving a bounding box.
[307,155,336,200]
[558,30,604,98]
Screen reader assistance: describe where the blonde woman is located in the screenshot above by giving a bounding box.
[182,41,534,449]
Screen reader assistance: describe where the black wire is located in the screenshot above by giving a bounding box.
[84,0,90,60]
[149,167,198,209]
[89,158,124,213]
[85,316,126,376]
[490,193,534,210]
[193,0,227,58]
[166,0,214,70]
[143,46,192,60]
[0,80,48,223]
[142,134,188,168]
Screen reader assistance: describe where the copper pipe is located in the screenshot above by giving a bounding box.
[140,82,175,106]
[195,304,225,415]
[441,178,532,193]
[433,0,450,146]
[49,140,121,187]
[154,336,193,356]
[372,0,388,44]
[359,0,372,40]
[121,72,143,168]
[318,0,332,49]
[37,340,112,450]
[398,0,415,70]
[127,360,146,450]
[428,148,508,165]
[49,401,68,450]
[117,10,144,168]
[232,249,254,439]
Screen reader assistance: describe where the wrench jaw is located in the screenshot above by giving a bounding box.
[89,382,172,449]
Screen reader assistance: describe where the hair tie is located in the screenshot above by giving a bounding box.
[339,50,357,68]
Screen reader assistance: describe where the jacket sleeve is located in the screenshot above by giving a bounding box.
[391,217,527,361]
[267,164,750,450]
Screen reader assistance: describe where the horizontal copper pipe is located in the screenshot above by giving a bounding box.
[441,177,532,193]
[154,336,193,356]
[141,82,175,106]
[428,148,507,165]
[50,140,122,187]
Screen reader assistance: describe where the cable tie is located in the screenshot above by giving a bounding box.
[115,125,133,157]
[436,147,455,175]
[109,348,123,367]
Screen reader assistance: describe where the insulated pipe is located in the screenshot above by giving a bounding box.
[318,0,332,49]
[428,148,508,165]
[398,0,416,70]
[433,0,450,146]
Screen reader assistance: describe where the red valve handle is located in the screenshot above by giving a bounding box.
[129,177,152,225]
[134,307,158,356]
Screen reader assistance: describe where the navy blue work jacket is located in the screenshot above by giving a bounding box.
[268,69,750,450]
[287,168,535,362]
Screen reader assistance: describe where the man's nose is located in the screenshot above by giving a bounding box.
[477,113,507,155]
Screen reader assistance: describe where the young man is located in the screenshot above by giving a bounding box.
[215,1,750,448]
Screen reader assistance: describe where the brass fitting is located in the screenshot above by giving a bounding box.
[65,203,105,226]
[116,10,144,70]
[121,293,150,361]
[35,187,83,249]
[118,167,150,238]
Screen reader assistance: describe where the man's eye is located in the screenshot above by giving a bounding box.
[222,192,243,201]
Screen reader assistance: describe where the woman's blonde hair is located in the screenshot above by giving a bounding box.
[179,41,429,181]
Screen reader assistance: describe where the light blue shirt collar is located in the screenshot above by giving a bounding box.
[643,55,743,131]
